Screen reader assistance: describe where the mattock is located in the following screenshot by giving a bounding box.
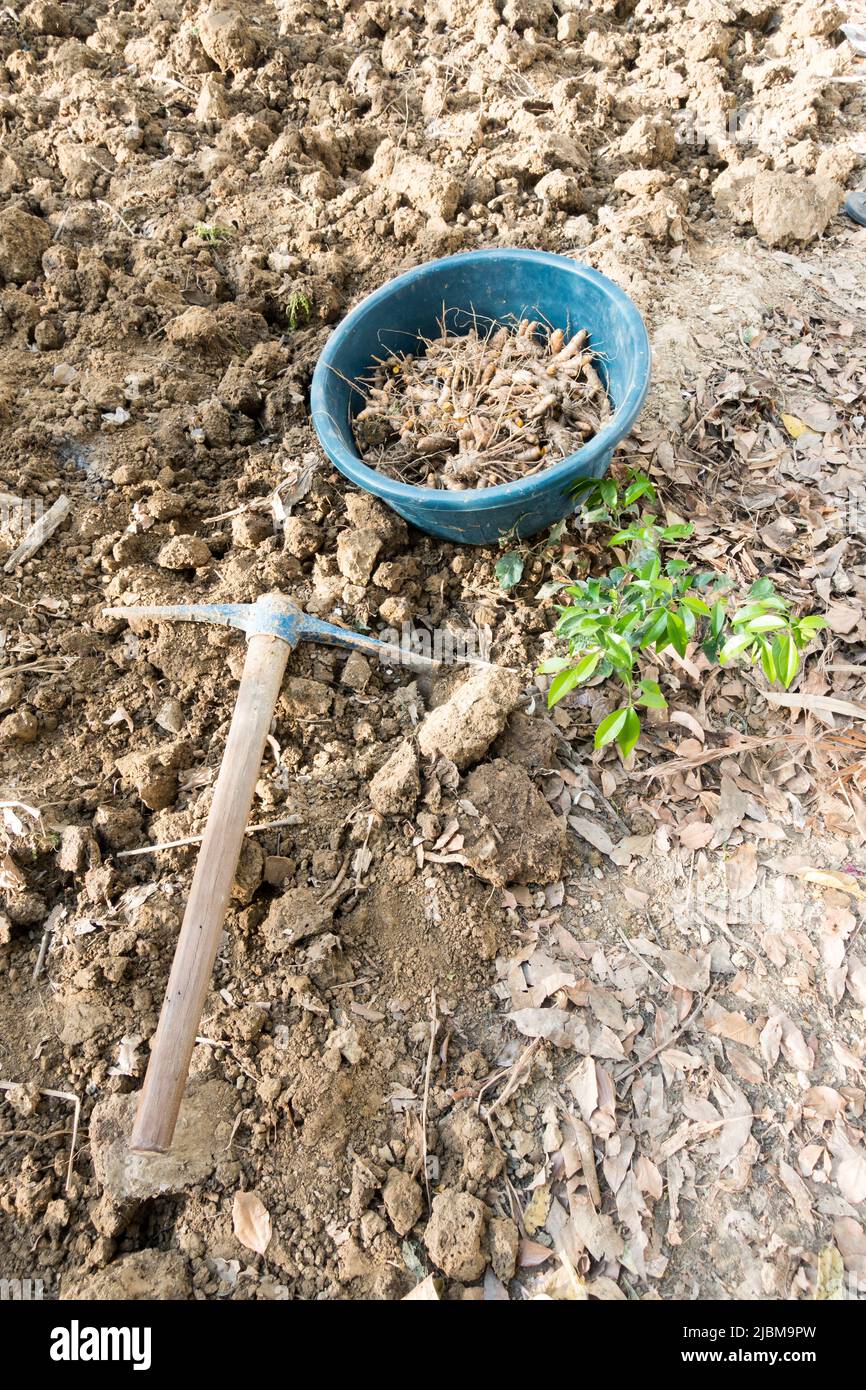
[103,593,438,1154]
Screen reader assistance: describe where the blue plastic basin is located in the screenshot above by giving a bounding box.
[311,248,651,545]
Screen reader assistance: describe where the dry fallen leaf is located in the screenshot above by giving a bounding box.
[568,816,614,856]
[778,1159,814,1230]
[703,1001,760,1051]
[814,1244,844,1300]
[725,843,757,900]
[403,1274,442,1300]
[232,1190,272,1256]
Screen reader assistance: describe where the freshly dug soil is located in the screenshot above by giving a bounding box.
[353,316,610,488]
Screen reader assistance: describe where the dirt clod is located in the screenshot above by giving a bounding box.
[262,887,333,952]
[89,1080,235,1202]
[424,1189,488,1282]
[61,1249,191,1301]
[382,1167,423,1236]
[369,741,420,815]
[417,668,522,770]
[752,171,842,247]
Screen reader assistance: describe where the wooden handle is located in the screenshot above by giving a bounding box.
[130,632,291,1153]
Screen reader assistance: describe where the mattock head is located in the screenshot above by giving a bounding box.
[104,589,440,670]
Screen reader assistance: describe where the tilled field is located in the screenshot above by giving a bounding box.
[0,0,865,1301]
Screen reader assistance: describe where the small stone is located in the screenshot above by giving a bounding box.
[336,528,383,585]
[619,114,676,168]
[382,1167,423,1237]
[262,886,332,951]
[359,1210,387,1245]
[0,675,24,712]
[231,512,271,549]
[145,489,186,521]
[115,743,188,811]
[535,169,585,212]
[424,1190,487,1282]
[0,707,38,743]
[263,855,295,887]
[4,887,45,927]
[369,741,420,815]
[283,516,321,559]
[155,698,184,734]
[156,535,212,570]
[341,650,372,691]
[231,837,263,904]
[324,1023,365,1067]
[57,824,99,874]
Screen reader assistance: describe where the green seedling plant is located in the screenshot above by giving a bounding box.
[194,222,235,243]
[539,470,827,759]
[287,291,312,330]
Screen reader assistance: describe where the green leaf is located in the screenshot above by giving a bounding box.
[599,478,618,509]
[758,638,777,684]
[536,657,570,675]
[640,609,669,647]
[547,651,602,707]
[495,551,524,590]
[594,707,629,749]
[797,614,828,636]
[719,632,754,665]
[616,707,642,759]
[772,633,800,689]
[681,593,712,618]
[748,577,776,600]
[744,614,788,633]
[535,579,563,601]
[665,610,689,657]
[637,678,667,709]
[731,598,788,624]
[602,632,636,677]
[623,476,656,507]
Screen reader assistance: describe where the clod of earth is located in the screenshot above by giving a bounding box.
[417,666,522,770]
[262,885,334,951]
[369,740,420,815]
[460,758,567,887]
[424,1189,488,1282]
[752,171,843,248]
[89,1079,236,1202]
[61,1248,191,1301]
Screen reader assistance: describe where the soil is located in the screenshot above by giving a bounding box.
[0,0,865,1303]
